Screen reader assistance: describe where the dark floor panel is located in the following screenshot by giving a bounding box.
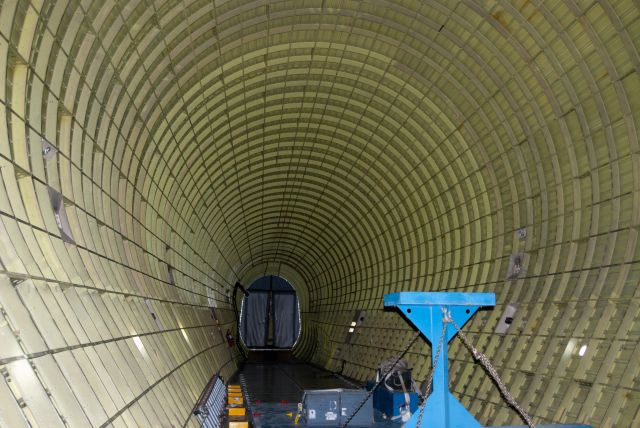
[235,360,354,403]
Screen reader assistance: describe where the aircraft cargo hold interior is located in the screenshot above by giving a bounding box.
[0,1,639,427]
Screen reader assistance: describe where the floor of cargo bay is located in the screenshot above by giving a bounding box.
[232,361,398,427]
[235,361,352,403]
[230,361,591,428]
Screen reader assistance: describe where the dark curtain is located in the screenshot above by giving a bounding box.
[242,292,269,347]
[273,292,299,347]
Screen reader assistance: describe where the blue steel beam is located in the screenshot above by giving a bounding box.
[385,292,494,428]
[383,292,592,428]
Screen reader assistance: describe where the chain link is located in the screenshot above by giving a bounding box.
[414,314,448,428]
[448,314,536,428]
[341,330,421,428]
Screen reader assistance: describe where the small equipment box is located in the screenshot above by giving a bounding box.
[366,381,419,422]
[301,388,372,426]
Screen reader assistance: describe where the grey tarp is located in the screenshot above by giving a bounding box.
[273,292,299,347]
[242,292,269,347]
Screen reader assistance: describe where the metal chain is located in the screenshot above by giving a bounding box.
[341,330,422,428]
[448,314,536,428]
[414,314,449,428]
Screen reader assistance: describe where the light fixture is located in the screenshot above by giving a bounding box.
[350,321,356,327]
[578,345,587,357]
[348,327,354,333]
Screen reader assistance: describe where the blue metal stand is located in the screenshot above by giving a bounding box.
[384,292,592,428]
[384,292,495,428]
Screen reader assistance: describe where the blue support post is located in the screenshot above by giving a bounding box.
[384,292,495,428]
[384,292,593,428]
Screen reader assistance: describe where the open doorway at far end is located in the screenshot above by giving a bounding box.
[239,275,301,358]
